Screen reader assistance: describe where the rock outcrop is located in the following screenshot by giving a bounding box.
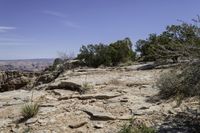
[35,59,81,85]
[0,71,37,92]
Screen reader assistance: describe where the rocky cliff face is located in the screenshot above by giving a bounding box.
[0,59,81,92]
[0,71,38,92]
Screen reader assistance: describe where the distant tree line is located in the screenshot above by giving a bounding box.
[50,17,200,69]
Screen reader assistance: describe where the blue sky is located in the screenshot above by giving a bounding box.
[0,0,200,59]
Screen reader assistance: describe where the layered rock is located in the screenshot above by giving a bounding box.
[0,71,37,92]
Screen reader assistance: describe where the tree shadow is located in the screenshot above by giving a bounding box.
[145,94,200,132]
[158,112,200,133]
[145,94,162,104]
[14,117,30,124]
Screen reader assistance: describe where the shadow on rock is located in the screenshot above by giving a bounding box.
[158,112,200,133]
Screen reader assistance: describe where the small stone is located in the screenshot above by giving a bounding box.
[81,106,116,120]
[133,111,145,116]
[94,123,104,129]
[168,110,176,114]
[25,118,37,124]
[82,100,88,105]
[89,99,96,103]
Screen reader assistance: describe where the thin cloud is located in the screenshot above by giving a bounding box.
[43,10,80,29]
[62,20,80,29]
[0,26,16,33]
[43,10,66,18]
[0,37,36,46]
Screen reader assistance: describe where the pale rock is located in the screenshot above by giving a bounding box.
[25,118,38,124]
[81,105,116,120]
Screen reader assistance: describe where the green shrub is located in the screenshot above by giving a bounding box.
[119,124,133,133]
[109,38,136,65]
[133,124,156,133]
[156,69,182,99]
[77,38,136,67]
[21,102,39,120]
[81,82,93,93]
[136,22,200,62]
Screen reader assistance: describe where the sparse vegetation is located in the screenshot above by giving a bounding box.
[21,102,39,120]
[157,62,200,104]
[156,69,182,99]
[53,58,64,68]
[119,120,155,133]
[81,82,93,93]
[109,78,122,85]
[57,51,75,61]
[119,124,133,133]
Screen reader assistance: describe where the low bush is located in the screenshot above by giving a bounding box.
[81,82,93,94]
[21,102,39,120]
[157,62,200,103]
[156,69,182,99]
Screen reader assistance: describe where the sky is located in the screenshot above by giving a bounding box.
[0,0,200,59]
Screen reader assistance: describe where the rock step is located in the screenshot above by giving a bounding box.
[58,93,122,100]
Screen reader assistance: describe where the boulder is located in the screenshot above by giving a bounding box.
[35,71,61,85]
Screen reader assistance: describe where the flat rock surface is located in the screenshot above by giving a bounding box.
[0,64,198,132]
